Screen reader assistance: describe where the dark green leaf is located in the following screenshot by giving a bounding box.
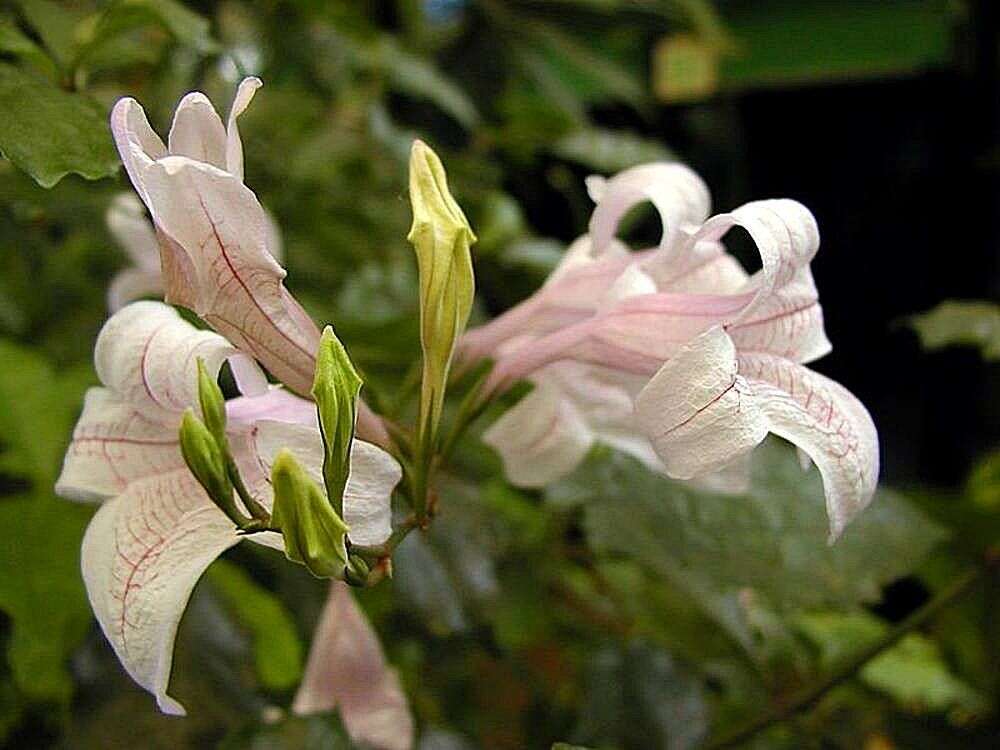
[0,63,119,187]
[221,711,359,750]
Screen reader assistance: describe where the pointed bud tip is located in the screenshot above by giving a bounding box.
[407,140,476,244]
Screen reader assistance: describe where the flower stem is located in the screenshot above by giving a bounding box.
[707,565,985,749]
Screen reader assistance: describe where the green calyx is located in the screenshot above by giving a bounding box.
[270,449,351,579]
[311,326,363,517]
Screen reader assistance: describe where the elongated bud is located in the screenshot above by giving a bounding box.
[270,449,350,579]
[179,409,246,526]
[407,140,476,441]
[311,326,362,517]
[196,357,227,445]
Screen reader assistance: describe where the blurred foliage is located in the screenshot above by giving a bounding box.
[908,300,1000,361]
[0,1,995,749]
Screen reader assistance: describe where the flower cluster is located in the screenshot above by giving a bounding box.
[56,76,879,748]
[463,163,879,540]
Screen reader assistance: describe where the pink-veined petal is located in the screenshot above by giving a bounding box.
[738,353,879,540]
[587,163,711,255]
[643,239,749,295]
[81,468,240,715]
[293,583,414,750]
[482,380,594,487]
[251,420,400,546]
[138,156,321,395]
[690,199,830,362]
[225,77,262,181]
[634,326,768,479]
[94,301,256,416]
[167,92,227,169]
[56,388,183,501]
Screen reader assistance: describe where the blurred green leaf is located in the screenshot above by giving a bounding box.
[78,0,217,66]
[220,711,358,749]
[0,63,119,187]
[573,642,708,750]
[205,560,304,692]
[796,611,987,716]
[966,450,1000,511]
[555,441,947,614]
[908,300,1000,361]
[16,0,82,70]
[552,127,676,173]
[718,0,957,92]
[0,17,57,78]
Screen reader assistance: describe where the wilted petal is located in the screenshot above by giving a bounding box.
[252,420,400,546]
[483,380,594,487]
[167,92,227,169]
[587,163,711,255]
[635,326,768,479]
[738,353,879,540]
[81,469,239,715]
[139,157,321,395]
[293,583,414,750]
[225,77,262,181]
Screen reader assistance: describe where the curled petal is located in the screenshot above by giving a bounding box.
[110,97,165,206]
[252,420,400,546]
[483,380,594,487]
[139,157,321,395]
[94,301,261,416]
[643,239,749,295]
[634,326,768,479]
[587,163,711,255]
[738,353,879,540]
[293,584,414,750]
[81,469,239,715]
[167,92,227,169]
[226,77,262,181]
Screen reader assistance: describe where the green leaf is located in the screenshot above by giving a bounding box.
[205,560,304,692]
[907,300,1000,361]
[795,611,988,715]
[0,18,57,78]
[718,0,957,92]
[0,338,93,486]
[551,127,676,173]
[573,642,708,749]
[221,711,359,749]
[557,441,947,616]
[0,63,119,187]
[966,449,1000,511]
[373,37,480,128]
[0,493,92,704]
[16,0,82,70]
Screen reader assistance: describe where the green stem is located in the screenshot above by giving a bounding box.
[708,565,984,749]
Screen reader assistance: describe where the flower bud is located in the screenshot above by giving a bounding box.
[179,409,245,526]
[311,326,362,516]
[270,449,350,579]
[407,139,476,441]
[196,357,227,445]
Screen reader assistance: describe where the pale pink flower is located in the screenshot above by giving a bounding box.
[55,301,408,743]
[109,78,386,443]
[470,163,878,539]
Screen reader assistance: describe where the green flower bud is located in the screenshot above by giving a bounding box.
[270,449,350,579]
[179,409,245,526]
[407,139,476,443]
[196,357,228,445]
[311,326,362,517]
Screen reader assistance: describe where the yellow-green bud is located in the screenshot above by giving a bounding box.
[310,326,362,517]
[407,139,476,444]
[270,449,350,579]
[196,358,228,445]
[179,409,245,526]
